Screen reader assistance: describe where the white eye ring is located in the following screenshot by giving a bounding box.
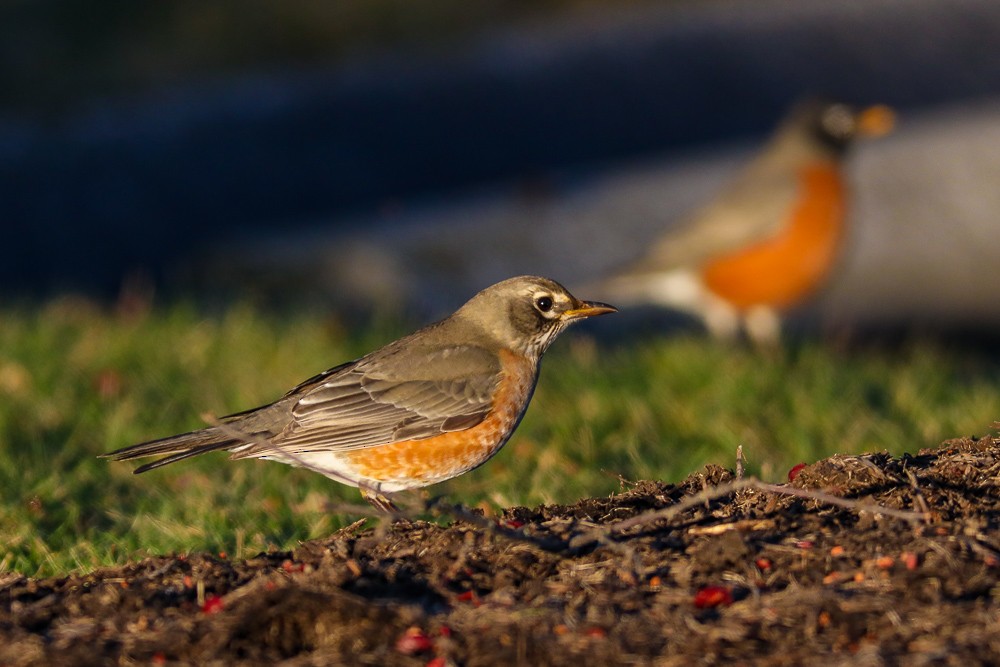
[535,295,554,313]
[822,105,855,138]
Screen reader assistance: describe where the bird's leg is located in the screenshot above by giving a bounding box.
[743,305,782,347]
[360,486,399,514]
[700,296,742,341]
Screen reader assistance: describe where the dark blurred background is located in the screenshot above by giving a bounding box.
[3,0,1000,330]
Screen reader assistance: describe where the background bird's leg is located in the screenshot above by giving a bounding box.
[743,305,783,346]
[699,295,742,340]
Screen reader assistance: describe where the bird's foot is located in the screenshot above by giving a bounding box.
[360,487,400,514]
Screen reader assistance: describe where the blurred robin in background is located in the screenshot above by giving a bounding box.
[589,99,895,344]
[103,276,615,511]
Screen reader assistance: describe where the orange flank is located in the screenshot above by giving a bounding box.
[701,163,846,310]
[344,349,535,485]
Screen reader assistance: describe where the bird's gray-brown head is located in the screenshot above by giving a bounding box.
[456,276,616,358]
[792,99,896,155]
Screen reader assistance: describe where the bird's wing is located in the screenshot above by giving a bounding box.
[625,165,801,273]
[231,343,502,458]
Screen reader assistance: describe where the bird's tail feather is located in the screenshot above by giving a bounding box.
[101,427,240,474]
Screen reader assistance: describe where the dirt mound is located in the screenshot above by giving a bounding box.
[4,435,1000,666]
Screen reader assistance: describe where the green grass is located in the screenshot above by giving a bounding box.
[1,299,999,576]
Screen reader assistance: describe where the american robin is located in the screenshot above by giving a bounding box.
[103,276,616,511]
[589,99,895,344]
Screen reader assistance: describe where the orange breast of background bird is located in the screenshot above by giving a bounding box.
[343,348,535,486]
[701,164,846,310]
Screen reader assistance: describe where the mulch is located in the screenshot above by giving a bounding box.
[3,434,1000,666]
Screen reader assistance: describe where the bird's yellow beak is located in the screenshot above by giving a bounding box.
[857,104,896,137]
[563,300,618,320]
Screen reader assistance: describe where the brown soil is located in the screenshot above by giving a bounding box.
[4,435,1000,666]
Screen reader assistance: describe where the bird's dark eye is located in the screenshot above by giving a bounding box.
[535,296,553,313]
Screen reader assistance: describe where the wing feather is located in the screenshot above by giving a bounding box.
[231,343,503,459]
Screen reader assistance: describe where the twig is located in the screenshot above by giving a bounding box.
[749,481,929,522]
[568,478,755,548]
[905,469,932,517]
[569,477,929,550]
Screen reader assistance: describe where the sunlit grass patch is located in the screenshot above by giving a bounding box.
[1,299,998,575]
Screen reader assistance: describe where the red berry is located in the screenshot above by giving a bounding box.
[281,559,305,573]
[456,590,481,606]
[787,463,807,481]
[201,594,225,614]
[396,627,434,655]
[693,586,733,609]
